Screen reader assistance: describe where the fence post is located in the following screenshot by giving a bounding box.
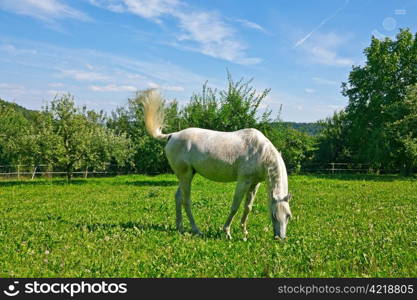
[17,164,20,180]
[31,166,37,180]
[331,163,335,174]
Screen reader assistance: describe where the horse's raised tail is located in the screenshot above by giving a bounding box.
[137,89,169,140]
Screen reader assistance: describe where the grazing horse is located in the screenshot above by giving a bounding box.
[139,89,292,240]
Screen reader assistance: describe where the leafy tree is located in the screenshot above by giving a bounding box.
[315,110,351,164]
[268,123,316,173]
[0,103,32,165]
[182,83,219,130]
[385,84,417,174]
[183,73,272,132]
[342,29,417,173]
[46,94,133,180]
[23,111,61,174]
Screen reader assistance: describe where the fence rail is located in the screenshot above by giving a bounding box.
[0,162,395,180]
[0,164,130,179]
[298,162,372,174]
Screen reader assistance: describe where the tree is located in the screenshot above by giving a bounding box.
[47,94,133,180]
[386,84,417,175]
[315,110,351,164]
[0,103,32,165]
[342,29,417,173]
[182,72,272,132]
[268,123,316,173]
[24,111,62,175]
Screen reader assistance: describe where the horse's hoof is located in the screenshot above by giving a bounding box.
[192,229,202,236]
[274,235,286,242]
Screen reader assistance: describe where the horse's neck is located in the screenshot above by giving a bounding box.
[265,153,288,200]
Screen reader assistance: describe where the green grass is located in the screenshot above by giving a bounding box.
[0,174,416,277]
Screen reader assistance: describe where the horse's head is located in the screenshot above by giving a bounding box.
[270,193,292,240]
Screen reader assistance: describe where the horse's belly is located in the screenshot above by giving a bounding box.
[192,160,237,182]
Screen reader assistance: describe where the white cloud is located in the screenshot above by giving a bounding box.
[0,83,25,90]
[305,88,316,94]
[147,82,184,91]
[47,89,66,95]
[0,44,37,55]
[234,19,269,34]
[297,32,354,67]
[90,0,179,20]
[0,83,43,104]
[0,38,213,110]
[89,84,137,92]
[312,77,339,85]
[0,0,90,21]
[308,46,353,67]
[85,63,94,70]
[89,0,261,65]
[59,69,109,81]
[48,82,65,88]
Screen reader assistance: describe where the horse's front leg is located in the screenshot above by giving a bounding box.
[223,180,251,239]
[240,183,260,241]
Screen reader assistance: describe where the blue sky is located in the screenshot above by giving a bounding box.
[0,0,416,122]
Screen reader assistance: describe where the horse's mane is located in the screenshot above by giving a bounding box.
[261,141,288,200]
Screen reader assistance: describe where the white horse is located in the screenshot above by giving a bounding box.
[139,89,292,240]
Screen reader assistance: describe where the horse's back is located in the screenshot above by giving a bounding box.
[165,128,269,182]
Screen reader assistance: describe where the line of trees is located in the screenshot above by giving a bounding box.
[0,73,315,178]
[0,95,133,180]
[1,29,416,177]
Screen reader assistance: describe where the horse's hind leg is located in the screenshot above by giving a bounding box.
[175,187,184,233]
[179,174,201,235]
[240,182,260,240]
[223,180,251,239]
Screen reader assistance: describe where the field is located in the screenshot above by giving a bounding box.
[0,174,416,277]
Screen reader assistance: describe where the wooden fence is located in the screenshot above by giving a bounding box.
[0,162,389,180]
[298,162,374,174]
[0,164,129,179]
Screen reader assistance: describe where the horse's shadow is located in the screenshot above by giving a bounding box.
[72,221,226,240]
[74,221,176,233]
[202,227,224,240]
[38,212,225,239]
[113,180,178,187]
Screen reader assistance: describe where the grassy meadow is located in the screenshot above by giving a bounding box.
[0,174,416,277]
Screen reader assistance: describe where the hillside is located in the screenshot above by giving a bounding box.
[283,122,323,136]
[0,98,39,121]
[271,121,323,136]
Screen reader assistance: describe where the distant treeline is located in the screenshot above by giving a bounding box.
[1,29,416,177]
[275,122,323,136]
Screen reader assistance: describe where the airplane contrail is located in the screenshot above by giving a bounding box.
[294,0,350,48]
